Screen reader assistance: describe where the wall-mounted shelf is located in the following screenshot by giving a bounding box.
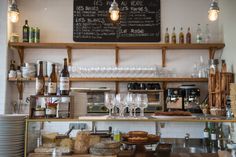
[9,42,225,67]
[25,116,236,123]
[8,77,208,82]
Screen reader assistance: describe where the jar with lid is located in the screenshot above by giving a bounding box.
[46,102,57,118]
[209,59,219,75]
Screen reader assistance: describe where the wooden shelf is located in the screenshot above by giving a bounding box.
[25,116,236,123]
[9,42,225,66]
[9,42,225,49]
[8,77,208,82]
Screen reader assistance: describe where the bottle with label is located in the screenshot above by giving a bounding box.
[210,123,217,148]
[60,58,70,95]
[48,64,57,95]
[204,24,211,43]
[23,20,29,42]
[203,122,210,146]
[46,102,57,118]
[186,27,191,44]
[196,24,203,43]
[164,27,170,43]
[36,61,45,95]
[179,27,184,44]
[171,27,176,44]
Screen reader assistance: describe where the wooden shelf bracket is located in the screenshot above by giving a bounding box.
[162,47,166,67]
[17,47,24,66]
[115,47,119,66]
[67,47,72,66]
[209,48,216,59]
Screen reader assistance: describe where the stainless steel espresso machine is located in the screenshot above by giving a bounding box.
[166,85,201,113]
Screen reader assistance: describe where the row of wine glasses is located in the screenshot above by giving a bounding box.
[104,92,148,118]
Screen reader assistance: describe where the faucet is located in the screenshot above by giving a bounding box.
[184,133,190,148]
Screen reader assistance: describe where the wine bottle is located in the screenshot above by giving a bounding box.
[23,20,29,42]
[171,27,176,44]
[36,61,45,95]
[203,122,210,146]
[210,123,217,148]
[186,27,192,44]
[59,58,70,95]
[179,27,184,44]
[164,27,170,43]
[48,64,57,95]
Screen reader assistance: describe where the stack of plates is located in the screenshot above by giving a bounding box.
[0,114,26,157]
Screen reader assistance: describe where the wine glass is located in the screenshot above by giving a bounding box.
[115,93,127,118]
[126,93,137,118]
[104,92,116,118]
[136,94,148,117]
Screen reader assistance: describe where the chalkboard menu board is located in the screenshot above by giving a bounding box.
[73,0,160,42]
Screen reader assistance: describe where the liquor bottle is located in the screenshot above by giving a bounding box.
[23,20,29,42]
[48,64,57,95]
[171,27,176,44]
[36,61,45,95]
[196,24,203,43]
[204,24,211,43]
[203,122,210,146]
[59,58,70,95]
[179,27,184,44]
[186,27,192,44]
[164,27,170,43]
[210,123,217,148]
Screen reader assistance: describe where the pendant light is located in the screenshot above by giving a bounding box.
[9,0,20,23]
[109,0,119,22]
[208,0,220,21]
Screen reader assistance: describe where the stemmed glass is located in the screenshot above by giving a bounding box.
[104,92,116,118]
[126,93,137,118]
[115,93,127,118]
[136,94,148,117]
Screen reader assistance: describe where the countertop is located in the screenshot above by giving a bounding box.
[28,151,232,157]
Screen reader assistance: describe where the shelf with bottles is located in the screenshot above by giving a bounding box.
[9,42,225,67]
[29,95,74,119]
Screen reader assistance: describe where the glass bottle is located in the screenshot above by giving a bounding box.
[203,122,210,146]
[171,27,176,44]
[48,64,57,95]
[164,27,170,43]
[60,58,70,95]
[9,60,16,71]
[23,20,29,42]
[217,123,224,150]
[36,61,45,95]
[210,123,217,148]
[186,27,191,44]
[204,24,211,43]
[179,27,184,44]
[196,24,203,43]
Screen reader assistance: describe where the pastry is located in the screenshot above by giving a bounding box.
[128,131,148,138]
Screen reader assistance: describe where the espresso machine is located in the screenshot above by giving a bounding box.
[180,85,201,112]
[166,85,201,112]
[166,88,183,110]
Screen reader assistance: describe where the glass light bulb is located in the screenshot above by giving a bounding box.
[110,10,119,21]
[9,11,19,23]
[208,10,219,21]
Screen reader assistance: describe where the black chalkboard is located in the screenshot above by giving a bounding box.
[73,0,160,42]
